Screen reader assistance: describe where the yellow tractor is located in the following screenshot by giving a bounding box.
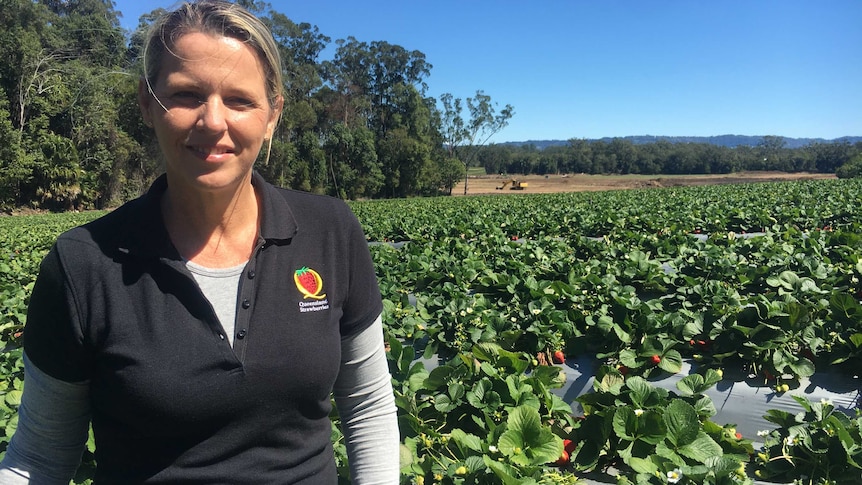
[496,179,528,190]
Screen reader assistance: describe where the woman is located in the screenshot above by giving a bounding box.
[0,1,400,483]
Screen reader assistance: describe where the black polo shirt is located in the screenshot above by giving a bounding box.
[23,172,383,484]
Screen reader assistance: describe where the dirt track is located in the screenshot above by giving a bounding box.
[452,172,836,196]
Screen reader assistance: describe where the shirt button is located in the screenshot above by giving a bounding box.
[241,299,251,309]
[248,270,256,279]
[237,329,247,340]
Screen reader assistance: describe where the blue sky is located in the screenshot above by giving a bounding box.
[113,1,861,144]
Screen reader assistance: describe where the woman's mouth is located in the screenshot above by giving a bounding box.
[189,145,235,161]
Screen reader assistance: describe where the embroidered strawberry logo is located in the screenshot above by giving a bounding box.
[296,267,318,292]
[294,267,325,299]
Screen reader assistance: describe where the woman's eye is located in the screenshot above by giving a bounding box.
[172,92,201,104]
[167,92,256,109]
[227,97,255,108]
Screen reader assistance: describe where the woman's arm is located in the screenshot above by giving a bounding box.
[333,314,400,484]
[0,352,91,484]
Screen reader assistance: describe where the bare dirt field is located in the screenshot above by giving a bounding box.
[453,171,836,196]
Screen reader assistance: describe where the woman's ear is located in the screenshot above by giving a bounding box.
[138,78,153,127]
[266,95,284,139]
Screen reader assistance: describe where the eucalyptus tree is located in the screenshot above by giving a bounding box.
[323,37,430,136]
[566,138,594,174]
[606,138,638,174]
[0,0,146,209]
[836,153,862,178]
[476,143,513,175]
[46,0,138,207]
[0,90,25,205]
[262,11,331,193]
[0,0,55,206]
[438,90,514,194]
[0,0,79,208]
[756,135,789,171]
[322,123,382,199]
[373,83,437,197]
[809,141,855,173]
[273,15,328,94]
[321,37,436,197]
[43,0,126,67]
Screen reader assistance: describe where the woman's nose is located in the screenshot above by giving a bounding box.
[196,98,228,132]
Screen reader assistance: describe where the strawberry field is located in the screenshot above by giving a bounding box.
[2,178,862,484]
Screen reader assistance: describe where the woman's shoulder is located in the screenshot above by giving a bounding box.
[275,186,351,209]
[265,184,359,225]
[54,194,162,259]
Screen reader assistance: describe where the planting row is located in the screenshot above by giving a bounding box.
[392,340,862,484]
[350,178,862,242]
[374,227,862,384]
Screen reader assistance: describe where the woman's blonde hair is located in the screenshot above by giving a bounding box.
[142,0,283,110]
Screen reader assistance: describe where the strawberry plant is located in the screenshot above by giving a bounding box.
[394,342,577,484]
[752,395,862,484]
[616,337,684,378]
[571,366,754,484]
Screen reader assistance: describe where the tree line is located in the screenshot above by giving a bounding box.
[0,0,514,210]
[1,0,858,211]
[480,136,862,178]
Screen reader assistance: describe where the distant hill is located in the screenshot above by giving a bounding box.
[501,135,862,150]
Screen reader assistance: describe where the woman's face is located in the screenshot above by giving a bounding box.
[140,31,281,195]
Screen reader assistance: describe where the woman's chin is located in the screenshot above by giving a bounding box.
[169,167,253,195]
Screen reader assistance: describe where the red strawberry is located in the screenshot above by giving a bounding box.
[552,350,566,364]
[735,432,743,440]
[563,439,577,454]
[295,267,319,294]
[618,365,629,376]
[553,449,570,466]
[650,355,661,365]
